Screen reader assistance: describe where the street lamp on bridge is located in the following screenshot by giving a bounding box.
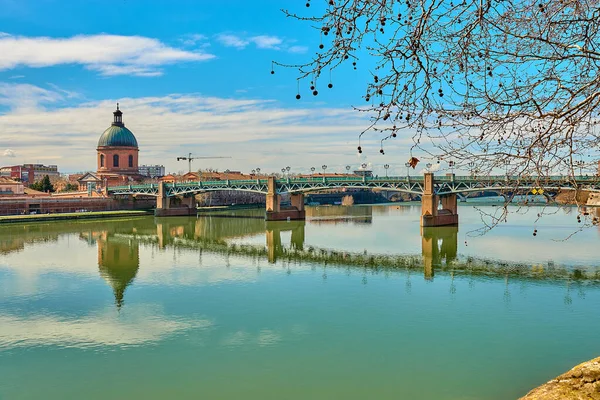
[384,164,390,177]
[322,165,328,174]
[448,160,455,174]
[311,167,316,175]
[346,165,351,174]
[404,162,410,178]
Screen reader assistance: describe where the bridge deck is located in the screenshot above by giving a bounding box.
[108,175,600,197]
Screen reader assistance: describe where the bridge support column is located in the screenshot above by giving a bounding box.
[155,183,196,217]
[421,173,458,227]
[181,195,197,211]
[265,177,306,221]
[290,193,305,212]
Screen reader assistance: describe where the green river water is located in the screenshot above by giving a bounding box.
[0,204,599,399]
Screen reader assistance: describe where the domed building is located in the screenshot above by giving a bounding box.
[96,104,141,185]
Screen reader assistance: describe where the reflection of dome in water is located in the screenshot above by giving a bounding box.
[97,235,140,309]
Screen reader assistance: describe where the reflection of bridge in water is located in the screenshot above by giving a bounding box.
[2,212,599,309]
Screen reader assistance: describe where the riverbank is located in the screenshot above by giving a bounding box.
[0,210,153,224]
[520,356,600,399]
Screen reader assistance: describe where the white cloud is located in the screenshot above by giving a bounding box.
[216,34,250,49]
[0,82,408,174]
[0,83,63,109]
[3,148,15,157]
[288,45,308,54]
[0,305,211,349]
[217,33,305,53]
[0,33,215,77]
[251,35,283,50]
[180,33,208,47]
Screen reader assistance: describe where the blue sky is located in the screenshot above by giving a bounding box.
[0,0,425,175]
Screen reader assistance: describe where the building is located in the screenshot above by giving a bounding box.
[0,177,24,195]
[96,104,142,186]
[139,164,165,178]
[354,169,373,177]
[0,164,59,183]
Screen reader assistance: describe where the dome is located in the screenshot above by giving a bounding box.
[97,103,138,148]
[98,125,138,147]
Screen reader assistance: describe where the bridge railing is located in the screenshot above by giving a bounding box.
[107,174,599,192]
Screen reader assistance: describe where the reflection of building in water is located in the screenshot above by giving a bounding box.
[421,226,458,280]
[0,237,25,254]
[97,231,140,309]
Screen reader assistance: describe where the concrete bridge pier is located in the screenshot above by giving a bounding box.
[155,182,197,217]
[421,173,459,227]
[265,176,306,221]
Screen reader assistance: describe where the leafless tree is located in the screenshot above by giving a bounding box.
[277,0,600,183]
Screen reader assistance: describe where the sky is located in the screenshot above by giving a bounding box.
[0,0,428,176]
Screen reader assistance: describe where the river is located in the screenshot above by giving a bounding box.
[0,204,599,399]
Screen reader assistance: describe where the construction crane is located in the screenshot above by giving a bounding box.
[176,153,232,173]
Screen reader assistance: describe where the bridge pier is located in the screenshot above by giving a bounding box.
[265,176,306,221]
[155,182,197,217]
[421,173,459,227]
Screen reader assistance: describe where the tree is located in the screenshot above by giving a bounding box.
[30,175,55,193]
[279,1,600,179]
[62,183,79,192]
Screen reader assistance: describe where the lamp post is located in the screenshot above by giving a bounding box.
[286,166,291,178]
[448,160,455,174]
[384,164,389,177]
[404,162,410,177]
[251,169,256,175]
[468,162,475,177]
[311,166,316,175]
[281,168,286,177]
[576,160,585,177]
[426,163,432,173]
[256,168,261,176]
[322,165,327,174]
[346,165,351,175]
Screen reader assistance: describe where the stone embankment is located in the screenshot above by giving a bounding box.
[520,357,600,399]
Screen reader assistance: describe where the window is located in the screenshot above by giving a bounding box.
[100,154,104,167]
[113,154,119,167]
[128,154,133,168]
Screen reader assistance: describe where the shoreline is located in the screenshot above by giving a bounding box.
[0,203,265,224]
[0,210,154,224]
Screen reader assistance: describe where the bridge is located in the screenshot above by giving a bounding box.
[107,174,600,226]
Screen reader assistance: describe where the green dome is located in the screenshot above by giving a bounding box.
[98,125,138,148]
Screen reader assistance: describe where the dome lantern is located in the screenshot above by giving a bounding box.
[112,103,124,127]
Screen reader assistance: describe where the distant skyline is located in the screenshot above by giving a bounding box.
[0,0,438,176]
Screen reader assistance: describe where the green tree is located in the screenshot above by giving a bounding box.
[62,183,79,192]
[31,175,55,193]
